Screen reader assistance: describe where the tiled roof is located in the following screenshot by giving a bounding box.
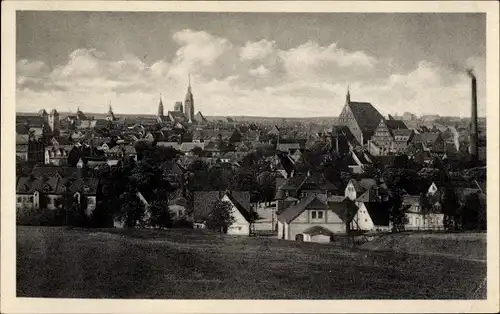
[193,191,220,222]
[179,142,205,152]
[392,129,413,137]
[31,166,79,178]
[16,115,45,128]
[225,192,252,222]
[348,102,384,134]
[16,134,30,145]
[412,132,441,144]
[385,119,408,130]
[168,111,186,122]
[363,202,390,226]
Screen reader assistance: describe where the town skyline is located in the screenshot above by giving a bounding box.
[17,12,486,117]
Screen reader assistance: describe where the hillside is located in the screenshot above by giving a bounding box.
[360,232,486,261]
[17,226,486,299]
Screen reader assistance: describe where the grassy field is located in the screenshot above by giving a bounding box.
[17,226,486,299]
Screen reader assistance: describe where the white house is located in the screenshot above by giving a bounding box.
[400,195,444,231]
[350,202,390,232]
[221,193,253,236]
[277,194,357,243]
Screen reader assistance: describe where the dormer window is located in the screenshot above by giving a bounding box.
[42,184,51,193]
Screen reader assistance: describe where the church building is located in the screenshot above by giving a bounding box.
[338,88,384,146]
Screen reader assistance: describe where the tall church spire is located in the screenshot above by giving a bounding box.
[185,74,194,123]
[158,93,164,117]
[346,85,351,104]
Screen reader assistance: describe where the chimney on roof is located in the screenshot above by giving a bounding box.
[467,69,479,164]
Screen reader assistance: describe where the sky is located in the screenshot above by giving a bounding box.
[16,12,486,117]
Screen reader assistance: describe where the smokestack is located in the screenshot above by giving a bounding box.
[467,69,479,163]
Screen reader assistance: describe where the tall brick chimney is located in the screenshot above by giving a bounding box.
[467,69,479,163]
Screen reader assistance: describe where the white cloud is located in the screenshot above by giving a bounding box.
[16,29,485,117]
[240,39,277,61]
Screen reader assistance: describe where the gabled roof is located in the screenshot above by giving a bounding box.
[412,132,441,144]
[179,142,205,153]
[385,119,408,130]
[224,192,252,223]
[31,166,79,178]
[278,194,320,223]
[348,102,384,134]
[362,202,390,226]
[355,189,380,203]
[392,129,413,137]
[280,174,306,191]
[16,134,30,145]
[278,194,356,224]
[168,111,186,122]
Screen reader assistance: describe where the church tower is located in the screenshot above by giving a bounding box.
[48,109,60,133]
[184,74,195,123]
[106,103,116,121]
[157,94,165,123]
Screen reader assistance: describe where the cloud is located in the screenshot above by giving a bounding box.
[240,39,277,61]
[16,29,485,117]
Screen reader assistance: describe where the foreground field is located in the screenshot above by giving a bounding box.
[17,226,486,299]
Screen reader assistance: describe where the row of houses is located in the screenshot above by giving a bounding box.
[274,172,486,243]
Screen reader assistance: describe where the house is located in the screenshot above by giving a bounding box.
[271,153,295,178]
[16,134,45,163]
[268,125,281,138]
[344,178,387,202]
[179,142,206,155]
[192,191,253,235]
[400,194,444,230]
[338,89,384,146]
[107,144,138,162]
[277,194,357,242]
[350,202,390,232]
[276,142,301,153]
[345,150,372,174]
[411,132,445,153]
[44,146,72,166]
[220,193,254,235]
[369,118,408,155]
[194,111,207,124]
[16,171,99,220]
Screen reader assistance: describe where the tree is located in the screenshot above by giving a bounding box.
[257,171,276,204]
[147,200,173,229]
[388,187,406,232]
[441,187,460,231]
[205,200,235,233]
[115,190,144,228]
[419,192,433,217]
[460,193,486,231]
[190,146,205,157]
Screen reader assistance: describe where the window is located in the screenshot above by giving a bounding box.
[17,196,22,203]
[311,210,324,220]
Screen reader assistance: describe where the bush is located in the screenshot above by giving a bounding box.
[172,217,194,229]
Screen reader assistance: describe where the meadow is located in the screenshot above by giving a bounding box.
[17,226,486,299]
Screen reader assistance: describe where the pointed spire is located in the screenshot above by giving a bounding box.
[188,73,191,87]
[158,93,164,117]
[346,85,351,104]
